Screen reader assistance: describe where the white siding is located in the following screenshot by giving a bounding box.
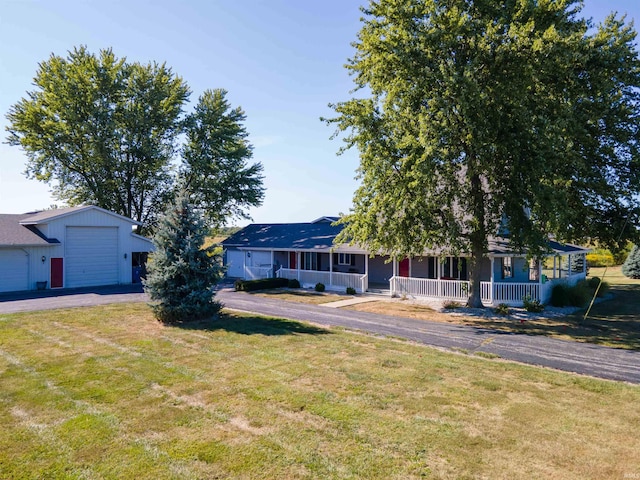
[0,249,29,292]
[226,250,244,278]
[65,226,119,288]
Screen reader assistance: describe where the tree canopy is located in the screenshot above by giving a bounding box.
[328,0,640,306]
[6,46,264,233]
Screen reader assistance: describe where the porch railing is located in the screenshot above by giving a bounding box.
[276,268,366,292]
[390,276,470,300]
[245,265,273,280]
[481,282,540,306]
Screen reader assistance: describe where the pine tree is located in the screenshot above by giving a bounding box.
[622,245,640,279]
[143,187,224,322]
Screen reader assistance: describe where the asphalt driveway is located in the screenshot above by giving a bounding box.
[1,285,639,384]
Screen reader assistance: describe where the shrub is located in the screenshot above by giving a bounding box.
[586,249,615,267]
[287,278,301,288]
[587,276,601,289]
[346,287,356,295]
[595,281,610,297]
[587,277,610,297]
[551,281,593,308]
[550,284,570,307]
[622,244,640,279]
[234,277,288,292]
[522,295,544,313]
[494,303,510,316]
[443,301,461,309]
[315,282,325,292]
[567,280,591,307]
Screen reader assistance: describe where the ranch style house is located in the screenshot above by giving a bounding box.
[222,216,589,306]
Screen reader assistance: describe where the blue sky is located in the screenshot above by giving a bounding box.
[1,0,639,225]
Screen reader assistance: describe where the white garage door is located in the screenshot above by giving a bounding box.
[0,249,29,293]
[66,227,119,288]
[226,250,245,278]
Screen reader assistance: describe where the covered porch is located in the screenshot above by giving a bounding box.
[389,252,588,306]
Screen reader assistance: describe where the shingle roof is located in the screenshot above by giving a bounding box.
[0,214,59,247]
[222,222,344,250]
[19,205,141,226]
[223,221,589,256]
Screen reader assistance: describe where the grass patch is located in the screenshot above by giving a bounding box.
[0,303,639,478]
[252,289,351,305]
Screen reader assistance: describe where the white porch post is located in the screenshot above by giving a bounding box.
[409,257,412,277]
[243,250,247,280]
[329,251,333,288]
[538,258,543,301]
[297,251,301,281]
[553,256,557,279]
[490,257,495,304]
[568,254,572,277]
[392,258,397,277]
[271,250,275,278]
[364,254,369,292]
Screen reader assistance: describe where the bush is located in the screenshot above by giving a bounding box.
[287,278,301,288]
[234,277,288,292]
[567,280,591,307]
[587,277,610,297]
[346,287,356,295]
[586,249,615,267]
[587,276,601,289]
[550,281,592,308]
[595,281,610,297]
[522,295,544,313]
[315,282,325,292]
[443,301,461,309]
[550,284,570,307]
[494,303,510,316]
[622,244,640,279]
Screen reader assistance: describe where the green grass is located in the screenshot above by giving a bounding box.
[1,303,639,479]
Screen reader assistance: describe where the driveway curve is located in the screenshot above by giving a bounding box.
[0,285,638,384]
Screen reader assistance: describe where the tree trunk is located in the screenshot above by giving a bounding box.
[467,241,485,308]
[467,172,486,308]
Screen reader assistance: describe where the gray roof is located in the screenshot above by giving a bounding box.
[223,221,589,256]
[222,222,343,250]
[20,205,141,226]
[0,214,59,247]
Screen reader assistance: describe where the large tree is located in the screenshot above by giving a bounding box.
[6,46,264,232]
[328,0,640,307]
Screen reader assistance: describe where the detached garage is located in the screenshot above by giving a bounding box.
[0,206,153,293]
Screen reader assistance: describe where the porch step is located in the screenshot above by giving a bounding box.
[366,288,391,296]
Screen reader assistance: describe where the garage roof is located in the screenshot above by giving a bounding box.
[0,214,60,247]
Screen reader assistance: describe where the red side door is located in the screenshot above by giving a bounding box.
[289,252,297,269]
[51,258,63,288]
[399,258,410,277]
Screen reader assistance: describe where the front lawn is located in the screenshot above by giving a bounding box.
[1,304,638,479]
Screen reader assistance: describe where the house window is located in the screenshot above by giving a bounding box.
[502,257,513,279]
[303,252,318,270]
[338,253,352,265]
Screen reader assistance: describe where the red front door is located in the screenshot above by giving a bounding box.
[399,258,410,277]
[289,252,297,269]
[51,258,63,288]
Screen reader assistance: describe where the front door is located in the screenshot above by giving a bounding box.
[399,258,410,277]
[51,258,63,288]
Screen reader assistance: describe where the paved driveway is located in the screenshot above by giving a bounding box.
[1,286,639,384]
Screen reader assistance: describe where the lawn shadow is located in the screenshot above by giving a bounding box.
[170,311,331,336]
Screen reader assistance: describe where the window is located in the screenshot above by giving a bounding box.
[303,252,318,270]
[501,257,513,279]
[338,253,352,265]
[528,258,539,281]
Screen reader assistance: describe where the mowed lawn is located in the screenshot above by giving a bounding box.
[1,304,639,479]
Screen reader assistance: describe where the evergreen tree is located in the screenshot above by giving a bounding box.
[622,245,640,279]
[143,187,224,323]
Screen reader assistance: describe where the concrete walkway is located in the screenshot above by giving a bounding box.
[320,296,381,308]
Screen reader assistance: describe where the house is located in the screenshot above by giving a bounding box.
[221,216,589,306]
[0,206,153,293]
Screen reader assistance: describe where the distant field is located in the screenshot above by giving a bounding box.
[1,303,639,478]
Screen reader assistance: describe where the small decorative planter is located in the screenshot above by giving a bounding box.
[36,281,47,290]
